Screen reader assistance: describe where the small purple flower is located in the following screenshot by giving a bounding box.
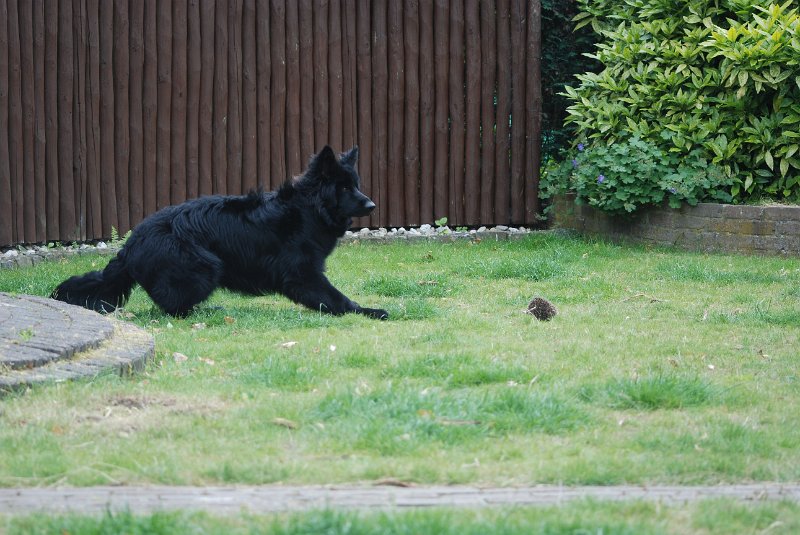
[571,159,578,168]
[669,187,677,194]
[577,143,585,152]
[597,174,605,184]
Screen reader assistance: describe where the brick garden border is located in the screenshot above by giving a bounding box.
[551,194,800,256]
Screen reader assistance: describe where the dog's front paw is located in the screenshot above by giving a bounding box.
[360,307,389,320]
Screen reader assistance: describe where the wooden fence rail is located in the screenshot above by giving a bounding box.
[0,0,541,247]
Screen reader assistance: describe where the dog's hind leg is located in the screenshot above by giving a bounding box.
[137,249,223,317]
[147,275,216,317]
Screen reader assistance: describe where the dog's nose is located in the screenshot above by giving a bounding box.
[363,200,376,213]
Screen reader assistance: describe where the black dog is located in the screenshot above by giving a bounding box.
[52,146,388,320]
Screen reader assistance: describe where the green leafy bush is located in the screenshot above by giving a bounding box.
[543,137,732,214]
[559,0,800,205]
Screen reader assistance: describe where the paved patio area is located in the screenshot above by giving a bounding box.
[0,293,153,395]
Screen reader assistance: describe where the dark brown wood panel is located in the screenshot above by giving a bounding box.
[495,0,511,224]
[19,0,36,241]
[313,0,329,153]
[525,0,542,223]
[156,0,172,207]
[433,0,449,222]
[371,1,388,227]
[198,0,215,196]
[8,0,24,241]
[509,0,526,224]
[464,0,480,225]
[85,0,102,238]
[255,0,271,188]
[73,0,88,240]
[341,0,357,150]
[298,0,314,165]
[387,1,404,227]
[448,0,465,224]
[226,0,243,194]
[419,0,435,225]
[269,0,286,187]
[0,0,11,246]
[328,0,343,152]
[43,0,60,240]
[142,0,158,213]
[57,0,76,240]
[186,0,201,200]
[33,0,47,240]
[113,0,130,232]
[479,0,497,224]
[403,0,420,227]
[353,0,372,228]
[285,0,302,176]
[241,0,258,191]
[212,0,227,194]
[129,0,145,227]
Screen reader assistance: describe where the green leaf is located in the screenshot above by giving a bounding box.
[780,158,789,177]
[765,150,774,170]
[738,70,749,87]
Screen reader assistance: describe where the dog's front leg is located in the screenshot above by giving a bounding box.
[283,274,388,320]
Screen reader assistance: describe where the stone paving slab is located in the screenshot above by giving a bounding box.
[0,293,153,395]
[0,484,798,515]
[0,294,115,369]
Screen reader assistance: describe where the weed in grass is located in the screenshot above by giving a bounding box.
[310,385,588,456]
[380,352,530,388]
[461,256,567,281]
[310,387,489,455]
[656,260,785,285]
[484,388,589,434]
[580,374,720,410]
[237,356,323,391]
[361,273,458,298]
[5,510,211,535]
[707,301,800,327]
[204,460,291,484]
[633,418,776,461]
[385,298,439,320]
[340,351,380,369]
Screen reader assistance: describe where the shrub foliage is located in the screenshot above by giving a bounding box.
[557,0,800,207]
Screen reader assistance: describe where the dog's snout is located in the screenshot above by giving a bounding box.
[363,200,376,213]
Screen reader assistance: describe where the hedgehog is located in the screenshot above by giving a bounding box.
[526,297,557,321]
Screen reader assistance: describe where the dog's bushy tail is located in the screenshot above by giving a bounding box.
[51,253,136,313]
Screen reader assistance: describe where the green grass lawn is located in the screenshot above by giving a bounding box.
[1,233,799,531]
[5,499,800,535]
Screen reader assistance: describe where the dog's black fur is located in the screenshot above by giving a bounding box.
[51,146,388,319]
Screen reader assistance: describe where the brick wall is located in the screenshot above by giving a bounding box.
[551,194,800,256]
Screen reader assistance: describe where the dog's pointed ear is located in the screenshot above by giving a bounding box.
[340,146,359,168]
[309,146,339,179]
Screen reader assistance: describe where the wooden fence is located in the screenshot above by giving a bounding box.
[0,0,542,247]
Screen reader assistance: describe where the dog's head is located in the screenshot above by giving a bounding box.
[294,146,376,226]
